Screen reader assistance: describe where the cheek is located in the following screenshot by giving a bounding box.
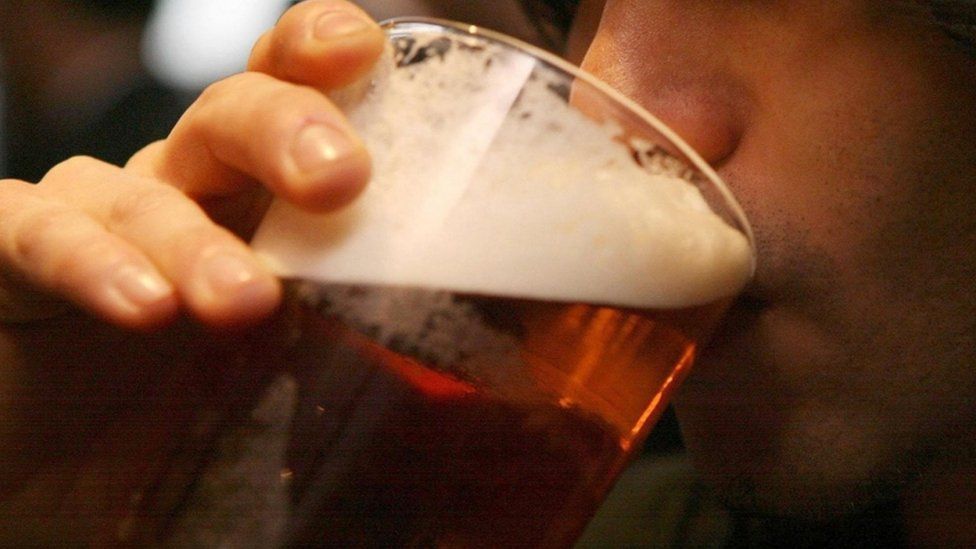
[722,62,934,303]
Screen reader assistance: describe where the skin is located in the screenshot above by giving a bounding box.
[1,0,974,543]
[578,0,976,531]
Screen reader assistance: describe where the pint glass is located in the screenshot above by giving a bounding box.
[248,18,757,548]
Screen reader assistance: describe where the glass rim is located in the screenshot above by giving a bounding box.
[380,16,757,273]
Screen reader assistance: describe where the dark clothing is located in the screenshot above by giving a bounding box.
[578,452,907,548]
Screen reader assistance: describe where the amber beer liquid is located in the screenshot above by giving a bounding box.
[267,282,729,548]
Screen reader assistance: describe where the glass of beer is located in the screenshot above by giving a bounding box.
[246,18,756,548]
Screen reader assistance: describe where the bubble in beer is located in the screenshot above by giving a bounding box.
[253,30,754,309]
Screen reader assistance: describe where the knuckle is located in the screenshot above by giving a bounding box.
[187,83,234,127]
[196,73,255,107]
[11,207,78,266]
[39,156,107,188]
[183,73,272,135]
[0,179,33,209]
[195,79,227,106]
[124,140,166,173]
[106,183,183,230]
[247,31,274,71]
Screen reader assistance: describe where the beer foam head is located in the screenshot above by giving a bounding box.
[252,28,754,309]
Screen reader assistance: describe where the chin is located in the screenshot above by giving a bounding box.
[673,379,919,523]
[673,311,914,522]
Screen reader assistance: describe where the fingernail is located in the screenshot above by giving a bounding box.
[112,264,173,308]
[314,10,372,41]
[203,252,265,295]
[291,123,356,174]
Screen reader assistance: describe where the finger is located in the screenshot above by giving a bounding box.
[0,178,178,329]
[248,0,385,90]
[124,139,166,173]
[39,157,282,328]
[148,71,370,213]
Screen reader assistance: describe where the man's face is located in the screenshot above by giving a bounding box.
[581,0,976,518]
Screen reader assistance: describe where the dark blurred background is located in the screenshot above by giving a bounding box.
[0,0,574,182]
